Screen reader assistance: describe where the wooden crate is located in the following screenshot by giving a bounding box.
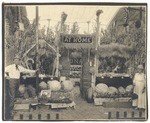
[14,98,38,111]
[103,102,132,108]
[94,97,118,106]
[15,98,38,104]
[118,97,131,102]
[94,97,131,106]
[44,101,76,109]
[14,104,30,111]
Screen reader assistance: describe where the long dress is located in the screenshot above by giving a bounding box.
[132,73,146,109]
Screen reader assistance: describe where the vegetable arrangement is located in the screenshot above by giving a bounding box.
[93,83,133,98]
[38,80,74,102]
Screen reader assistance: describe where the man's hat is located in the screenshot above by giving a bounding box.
[14,55,21,60]
[137,65,144,70]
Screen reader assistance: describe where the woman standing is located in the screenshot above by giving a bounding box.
[132,65,146,109]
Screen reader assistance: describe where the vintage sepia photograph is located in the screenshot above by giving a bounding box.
[2,3,147,121]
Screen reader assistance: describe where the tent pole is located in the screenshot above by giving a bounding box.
[92,10,103,87]
[35,6,39,94]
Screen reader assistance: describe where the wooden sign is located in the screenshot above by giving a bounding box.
[60,34,95,49]
[61,35,93,43]
[70,65,82,71]
[70,58,82,65]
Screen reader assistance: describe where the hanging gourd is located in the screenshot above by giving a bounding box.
[90,66,95,74]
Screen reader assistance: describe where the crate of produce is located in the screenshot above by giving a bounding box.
[14,104,30,111]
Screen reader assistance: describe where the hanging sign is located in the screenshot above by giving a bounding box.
[62,36,92,43]
[60,34,95,49]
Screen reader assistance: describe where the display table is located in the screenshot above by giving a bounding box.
[93,73,133,108]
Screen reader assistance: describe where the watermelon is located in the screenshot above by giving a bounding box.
[108,86,118,97]
[95,83,108,94]
[39,81,47,90]
[47,80,61,91]
[118,86,126,95]
[19,84,26,94]
[62,80,73,91]
[126,85,133,93]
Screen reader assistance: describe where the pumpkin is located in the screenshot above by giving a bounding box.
[19,84,26,94]
[118,86,126,95]
[47,80,61,91]
[95,83,108,94]
[39,81,47,90]
[126,85,133,93]
[62,80,73,91]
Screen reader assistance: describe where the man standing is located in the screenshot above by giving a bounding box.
[5,56,36,120]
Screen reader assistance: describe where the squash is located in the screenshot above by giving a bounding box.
[39,81,47,90]
[62,80,73,91]
[47,80,61,91]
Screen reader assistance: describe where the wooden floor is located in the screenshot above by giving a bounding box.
[12,98,147,121]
